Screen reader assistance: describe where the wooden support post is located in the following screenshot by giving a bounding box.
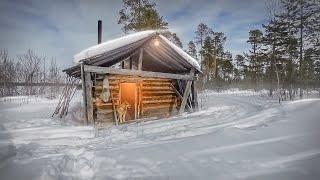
[134,83,137,120]
[138,82,142,119]
[129,56,133,70]
[80,63,88,125]
[121,61,125,69]
[191,81,199,111]
[179,69,195,115]
[170,84,191,110]
[138,48,143,70]
[85,72,94,124]
[110,91,118,126]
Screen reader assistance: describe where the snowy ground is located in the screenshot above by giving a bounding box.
[0,90,320,180]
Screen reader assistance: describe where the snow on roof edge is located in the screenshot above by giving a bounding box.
[74,30,158,63]
[159,35,201,72]
[73,30,201,72]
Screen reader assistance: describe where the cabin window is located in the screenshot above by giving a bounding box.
[120,83,137,121]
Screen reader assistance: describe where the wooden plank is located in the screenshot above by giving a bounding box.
[138,48,143,70]
[108,76,171,82]
[143,95,176,100]
[142,86,172,90]
[179,69,195,114]
[142,82,172,86]
[110,90,118,126]
[142,78,172,82]
[94,86,119,91]
[170,83,192,110]
[142,91,175,95]
[134,83,137,120]
[85,72,94,124]
[129,58,133,69]
[192,81,199,111]
[84,65,195,80]
[96,109,113,114]
[138,82,142,119]
[81,63,88,125]
[143,104,176,110]
[143,99,176,104]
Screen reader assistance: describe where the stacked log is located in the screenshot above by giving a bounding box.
[92,75,179,124]
[141,79,178,118]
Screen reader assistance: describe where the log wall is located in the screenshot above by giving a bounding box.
[92,75,180,124]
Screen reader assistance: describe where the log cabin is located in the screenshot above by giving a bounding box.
[63,29,201,126]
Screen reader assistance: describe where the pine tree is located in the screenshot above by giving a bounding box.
[235,54,246,79]
[195,23,211,69]
[202,36,214,80]
[166,33,183,48]
[220,51,234,82]
[187,41,197,59]
[276,0,319,98]
[211,32,226,79]
[247,29,264,88]
[118,0,168,33]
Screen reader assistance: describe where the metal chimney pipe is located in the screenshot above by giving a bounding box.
[98,20,102,44]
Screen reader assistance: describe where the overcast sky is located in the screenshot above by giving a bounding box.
[0,0,268,68]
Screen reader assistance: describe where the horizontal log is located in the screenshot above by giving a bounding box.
[95,81,118,85]
[142,99,176,104]
[97,109,114,114]
[94,86,119,91]
[84,65,195,80]
[105,76,172,82]
[142,82,172,86]
[142,86,172,90]
[143,95,176,100]
[142,79,172,82]
[142,91,176,95]
[143,104,177,110]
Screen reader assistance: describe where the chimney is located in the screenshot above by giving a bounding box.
[98,20,102,44]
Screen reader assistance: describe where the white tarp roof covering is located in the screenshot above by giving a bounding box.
[73,30,201,72]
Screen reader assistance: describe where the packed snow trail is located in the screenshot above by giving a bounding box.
[0,92,320,179]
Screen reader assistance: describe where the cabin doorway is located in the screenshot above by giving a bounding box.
[120,83,137,121]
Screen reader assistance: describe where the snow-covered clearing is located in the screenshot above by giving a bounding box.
[0,90,320,179]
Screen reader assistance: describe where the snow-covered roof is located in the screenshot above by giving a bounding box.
[74,30,157,63]
[67,30,201,75]
[158,35,200,71]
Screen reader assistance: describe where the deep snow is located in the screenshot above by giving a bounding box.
[0,91,320,179]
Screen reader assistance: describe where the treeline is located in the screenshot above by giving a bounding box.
[117,0,320,98]
[0,49,64,98]
[184,0,320,99]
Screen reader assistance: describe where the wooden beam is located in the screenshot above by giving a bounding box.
[170,84,191,110]
[110,90,118,126]
[179,69,195,114]
[138,48,143,70]
[191,81,199,111]
[121,61,125,69]
[84,65,195,81]
[80,63,88,125]
[129,57,133,70]
[84,72,94,124]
